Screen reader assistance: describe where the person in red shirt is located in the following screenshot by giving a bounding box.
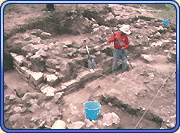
[108,25,131,75]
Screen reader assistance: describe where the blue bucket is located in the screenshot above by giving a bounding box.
[84,101,101,121]
[162,19,169,25]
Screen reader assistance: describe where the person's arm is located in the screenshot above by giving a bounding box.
[108,33,115,43]
[123,36,129,49]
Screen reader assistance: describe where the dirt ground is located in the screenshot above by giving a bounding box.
[3,3,177,130]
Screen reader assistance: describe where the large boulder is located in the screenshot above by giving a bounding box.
[101,112,120,127]
[30,54,45,72]
[44,74,60,87]
[51,120,66,129]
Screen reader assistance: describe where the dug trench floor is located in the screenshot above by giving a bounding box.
[4,56,176,129]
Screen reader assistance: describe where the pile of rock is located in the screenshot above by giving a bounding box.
[51,112,120,129]
[9,28,118,96]
[4,84,64,129]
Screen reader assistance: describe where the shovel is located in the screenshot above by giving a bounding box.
[84,40,97,70]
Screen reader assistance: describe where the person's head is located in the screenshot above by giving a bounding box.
[120,25,131,36]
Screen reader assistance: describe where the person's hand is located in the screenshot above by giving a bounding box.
[121,47,125,52]
[114,37,119,41]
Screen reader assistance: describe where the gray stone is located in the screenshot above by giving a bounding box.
[29,37,41,44]
[13,55,25,66]
[44,74,59,87]
[41,32,51,39]
[154,32,161,38]
[40,85,57,98]
[58,73,70,83]
[9,94,16,101]
[22,44,36,54]
[14,85,28,98]
[141,54,155,63]
[30,116,39,123]
[10,52,17,60]
[55,65,61,71]
[20,107,27,113]
[92,24,99,28]
[29,71,44,85]
[171,33,176,40]
[173,40,176,43]
[9,113,21,124]
[46,67,56,74]
[31,29,43,36]
[94,45,101,51]
[167,50,176,62]
[60,59,71,75]
[45,115,55,127]
[77,70,93,83]
[85,118,94,128]
[39,120,46,127]
[92,68,103,78]
[105,12,114,21]
[63,40,72,46]
[45,91,55,101]
[92,27,99,34]
[21,33,31,41]
[29,99,38,105]
[46,59,59,69]
[22,92,31,101]
[166,123,175,129]
[42,45,49,51]
[68,121,85,129]
[4,88,16,100]
[51,50,60,56]
[61,79,79,91]
[51,120,66,129]
[54,92,63,103]
[36,49,48,58]
[12,35,19,40]
[102,112,120,126]
[14,40,25,48]
[28,104,40,113]
[4,105,11,112]
[14,106,22,113]
[48,42,56,50]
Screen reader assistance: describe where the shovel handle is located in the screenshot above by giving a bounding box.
[86,45,90,55]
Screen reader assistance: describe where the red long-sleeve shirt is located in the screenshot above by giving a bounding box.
[108,31,129,50]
